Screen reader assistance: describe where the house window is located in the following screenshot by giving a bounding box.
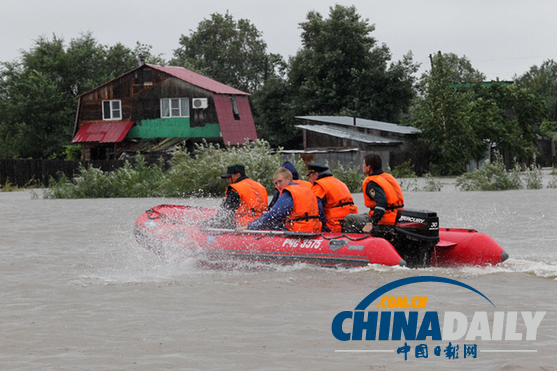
[144,69,152,86]
[230,95,240,120]
[102,100,122,120]
[161,98,189,118]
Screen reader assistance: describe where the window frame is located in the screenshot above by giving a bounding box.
[160,98,190,118]
[230,95,240,120]
[102,100,122,121]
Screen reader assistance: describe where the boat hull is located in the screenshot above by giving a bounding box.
[134,204,508,268]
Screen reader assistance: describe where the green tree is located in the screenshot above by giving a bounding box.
[473,83,547,164]
[515,59,557,121]
[0,33,163,159]
[416,52,485,94]
[288,5,418,122]
[413,52,547,174]
[172,11,283,93]
[251,73,294,146]
[412,52,486,174]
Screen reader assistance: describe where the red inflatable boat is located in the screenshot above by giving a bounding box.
[133,204,509,268]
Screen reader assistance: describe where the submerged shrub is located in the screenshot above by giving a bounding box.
[399,174,442,192]
[391,160,417,178]
[44,155,166,199]
[456,155,524,191]
[399,178,420,192]
[162,140,289,197]
[332,163,365,193]
[524,164,543,189]
[43,140,299,199]
[421,173,442,192]
[547,175,557,189]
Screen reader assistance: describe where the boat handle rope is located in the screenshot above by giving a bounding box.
[321,233,371,241]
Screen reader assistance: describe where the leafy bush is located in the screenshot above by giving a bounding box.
[162,140,287,197]
[399,174,442,192]
[524,164,543,189]
[0,180,20,192]
[332,163,365,193]
[421,173,442,192]
[547,176,557,189]
[43,140,299,199]
[399,178,420,192]
[44,155,166,198]
[455,155,523,191]
[391,160,417,178]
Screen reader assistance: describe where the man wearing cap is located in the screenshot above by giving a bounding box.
[306,163,358,233]
[237,167,322,233]
[207,164,268,228]
[343,154,404,236]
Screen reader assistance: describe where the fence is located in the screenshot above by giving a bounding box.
[0,159,133,187]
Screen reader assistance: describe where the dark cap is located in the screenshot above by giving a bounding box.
[306,163,329,176]
[220,164,246,178]
[281,161,300,180]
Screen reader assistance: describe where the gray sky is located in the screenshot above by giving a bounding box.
[3,0,557,81]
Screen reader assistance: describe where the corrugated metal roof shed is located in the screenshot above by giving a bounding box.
[296,116,421,135]
[296,124,403,145]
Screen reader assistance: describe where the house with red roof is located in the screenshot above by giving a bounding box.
[72,63,257,160]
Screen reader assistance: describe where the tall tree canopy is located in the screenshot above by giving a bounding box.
[287,5,418,122]
[412,52,546,175]
[515,59,557,127]
[172,11,284,93]
[0,33,163,159]
[416,52,485,94]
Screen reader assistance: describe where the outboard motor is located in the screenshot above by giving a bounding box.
[393,209,440,268]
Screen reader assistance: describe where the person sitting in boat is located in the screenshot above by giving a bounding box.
[268,161,312,208]
[206,164,268,228]
[306,163,358,233]
[237,167,322,233]
[342,154,404,237]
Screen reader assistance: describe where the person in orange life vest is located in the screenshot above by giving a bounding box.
[236,167,322,233]
[268,161,312,208]
[206,164,268,228]
[306,163,358,233]
[342,154,404,236]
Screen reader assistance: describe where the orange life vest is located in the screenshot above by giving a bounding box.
[294,179,313,189]
[312,176,358,232]
[362,173,404,225]
[228,178,268,226]
[283,183,322,233]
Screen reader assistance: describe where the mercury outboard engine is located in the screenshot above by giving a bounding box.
[393,209,440,268]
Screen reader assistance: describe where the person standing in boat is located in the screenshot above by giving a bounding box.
[306,163,358,233]
[343,154,404,236]
[206,164,268,228]
[268,161,312,208]
[237,167,322,233]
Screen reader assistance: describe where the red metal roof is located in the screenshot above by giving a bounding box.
[213,95,257,144]
[147,64,249,96]
[72,121,134,143]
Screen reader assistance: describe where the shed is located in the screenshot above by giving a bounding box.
[294,116,424,171]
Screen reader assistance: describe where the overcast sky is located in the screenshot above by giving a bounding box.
[3,0,557,81]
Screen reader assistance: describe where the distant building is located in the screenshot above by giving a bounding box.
[292,116,425,171]
[72,63,257,160]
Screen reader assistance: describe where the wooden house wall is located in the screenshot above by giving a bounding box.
[131,78,218,126]
[77,67,219,128]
